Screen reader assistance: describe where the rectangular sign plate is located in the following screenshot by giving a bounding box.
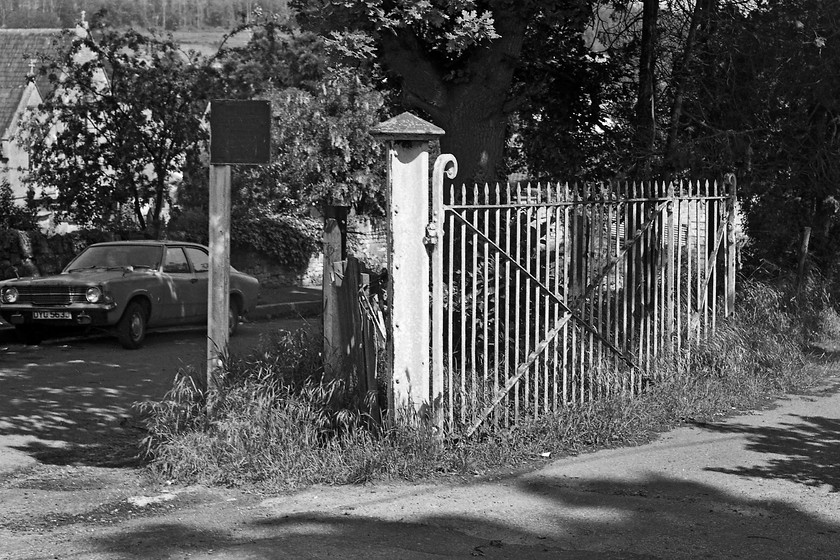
[33,311,71,320]
[210,100,271,165]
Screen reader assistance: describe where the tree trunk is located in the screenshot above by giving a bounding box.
[151,169,167,239]
[664,0,716,176]
[438,96,509,184]
[378,10,529,183]
[635,0,659,173]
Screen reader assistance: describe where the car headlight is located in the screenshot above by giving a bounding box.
[86,286,104,303]
[1,287,18,303]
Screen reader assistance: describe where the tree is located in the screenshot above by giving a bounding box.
[512,3,628,180]
[217,25,328,98]
[655,0,840,271]
[18,12,220,237]
[292,0,599,183]
[0,181,37,231]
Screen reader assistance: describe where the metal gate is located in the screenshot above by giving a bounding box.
[429,156,737,435]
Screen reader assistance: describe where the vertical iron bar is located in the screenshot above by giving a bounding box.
[562,183,571,405]
[504,183,512,426]
[459,183,467,424]
[447,184,455,431]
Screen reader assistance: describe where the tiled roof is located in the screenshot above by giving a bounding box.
[0,29,63,137]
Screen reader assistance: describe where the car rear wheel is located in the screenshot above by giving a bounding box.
[15,326,42,345]
[228,299,241,337]
[118,301,147,349]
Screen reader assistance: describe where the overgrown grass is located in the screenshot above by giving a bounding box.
[137,278,837,491]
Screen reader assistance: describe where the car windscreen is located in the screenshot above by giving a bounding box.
[64,245,163,272]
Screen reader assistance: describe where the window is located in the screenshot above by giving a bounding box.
[162,247,190,273]
[185,247,209,273]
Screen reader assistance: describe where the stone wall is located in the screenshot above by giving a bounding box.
[231,248,322,288]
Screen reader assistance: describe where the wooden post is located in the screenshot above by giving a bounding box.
[207,99,270,392]
[725,173,737,317]
[207,164,231,389]
[371,113,445,425]
[322,206,349,377]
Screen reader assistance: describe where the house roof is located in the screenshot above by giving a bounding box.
[0,29,63,137]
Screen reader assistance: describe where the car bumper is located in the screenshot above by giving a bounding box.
[0,306,115,328]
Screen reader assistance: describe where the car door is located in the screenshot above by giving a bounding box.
[159,246,200,324]
[183,246,210,320]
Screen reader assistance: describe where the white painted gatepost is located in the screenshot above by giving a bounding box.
[372,112,448,426]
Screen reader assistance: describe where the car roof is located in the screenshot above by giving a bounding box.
[88,240,207,250]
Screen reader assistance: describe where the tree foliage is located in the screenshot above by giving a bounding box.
[170,25,386,219]
[234,71,386,215]
[0,182,38,231]
[638,1,840,270]
[18,12,219,237]
[292,0,604,183]
[0,0,291,30]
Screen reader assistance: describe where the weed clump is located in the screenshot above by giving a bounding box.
[139,278,836,491]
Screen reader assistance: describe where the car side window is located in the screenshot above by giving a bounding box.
[162,247,190,274]
[184,247,209,273]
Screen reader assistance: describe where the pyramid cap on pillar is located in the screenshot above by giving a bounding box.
[371,112,445,142]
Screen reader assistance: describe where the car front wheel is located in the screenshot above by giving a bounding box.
[118,301,148,349]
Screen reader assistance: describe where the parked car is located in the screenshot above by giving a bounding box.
[0,240,259,349]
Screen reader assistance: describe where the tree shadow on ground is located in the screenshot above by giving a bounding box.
[88,469,840,560]
[697,414,840,490]
[0,331,207,469]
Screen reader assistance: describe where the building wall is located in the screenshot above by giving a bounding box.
[1,81,40,202]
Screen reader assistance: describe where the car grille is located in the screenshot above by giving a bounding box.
[15,286,87,306]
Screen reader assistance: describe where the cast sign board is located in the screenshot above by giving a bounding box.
[209,100,271,165]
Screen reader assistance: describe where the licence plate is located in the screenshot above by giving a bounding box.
[33,311,72,320]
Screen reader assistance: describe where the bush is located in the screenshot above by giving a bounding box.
[167,207,321,270]
[230,210,320,270]
[0,181,37,230]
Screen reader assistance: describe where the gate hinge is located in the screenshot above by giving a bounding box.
[423,221,440,246]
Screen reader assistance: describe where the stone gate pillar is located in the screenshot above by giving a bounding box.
[372,112,444,423]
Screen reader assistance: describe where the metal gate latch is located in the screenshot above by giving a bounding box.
[423,221,439,246]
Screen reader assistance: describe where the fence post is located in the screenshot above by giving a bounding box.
[725,173,737,317]
[322,205,349,379]
[666,181,675,349]
[372,112,445,425]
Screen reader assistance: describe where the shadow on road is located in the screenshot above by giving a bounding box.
[86,470,840,559]
[0,321,290,469]
[698,414,840,491]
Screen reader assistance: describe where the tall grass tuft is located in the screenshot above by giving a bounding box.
[138,278,837,490]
